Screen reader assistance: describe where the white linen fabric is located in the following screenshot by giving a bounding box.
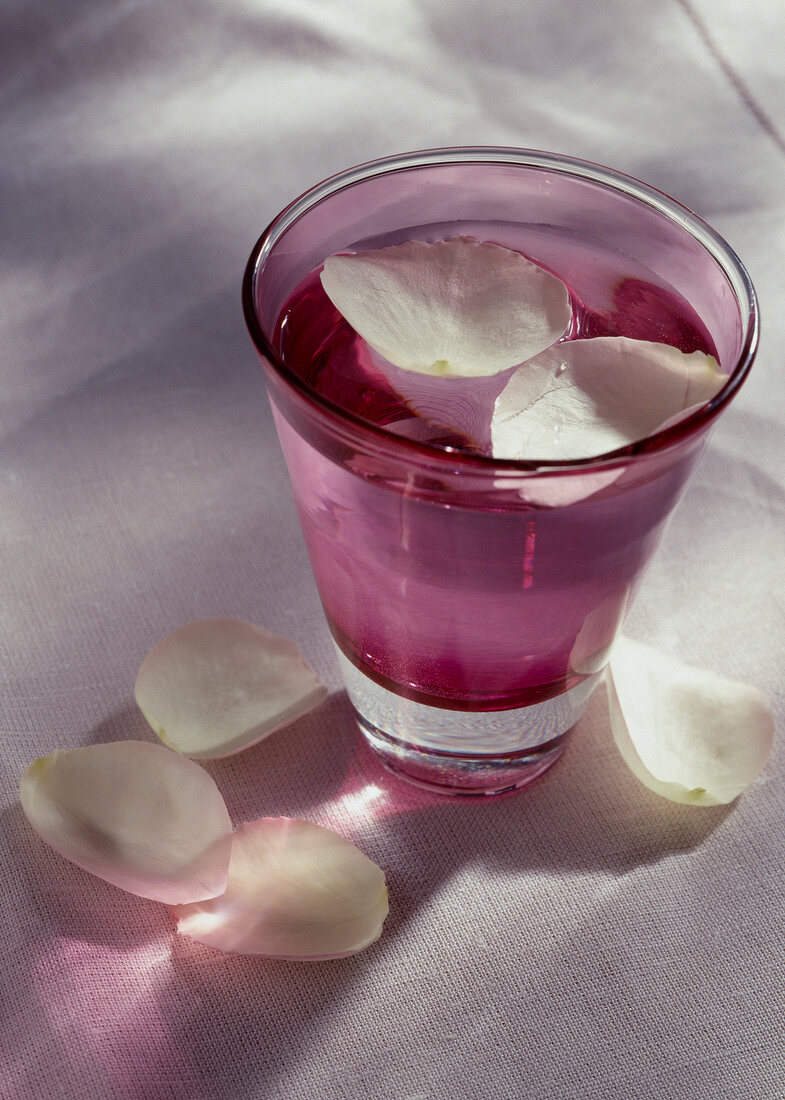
[2,1,784,1097]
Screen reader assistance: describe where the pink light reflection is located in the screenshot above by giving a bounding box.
[314,725,477,841]
[28,930,200,1094]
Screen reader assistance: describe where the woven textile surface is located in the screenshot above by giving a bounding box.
[1,2,784,1097]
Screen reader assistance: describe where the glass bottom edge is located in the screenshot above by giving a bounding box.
[335,646,597,796]
[358,713,567,796]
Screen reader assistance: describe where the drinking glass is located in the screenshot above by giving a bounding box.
[242,148,757,796]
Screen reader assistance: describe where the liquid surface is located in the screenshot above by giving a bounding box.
[275,222,717,456]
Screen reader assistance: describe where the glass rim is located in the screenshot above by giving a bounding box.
[242,146,759,473]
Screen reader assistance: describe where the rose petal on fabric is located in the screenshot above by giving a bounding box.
[570,586,631,675]
[135,618,328,759]
[19,741,232,903]
[607,637,774,805]
[492,336,728,461]
[320,237,571,377]
[173,818,389,959]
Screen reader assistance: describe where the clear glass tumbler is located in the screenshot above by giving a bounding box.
[242,148,757,796]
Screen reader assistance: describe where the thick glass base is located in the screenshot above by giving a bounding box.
[358,715,567,795]
[336,648,598,796]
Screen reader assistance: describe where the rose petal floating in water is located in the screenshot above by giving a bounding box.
[135,618,327,759]
[492,336,727,461]
[320,236,571,377]
[607,636,774,805]
[501,465,625,508]
[173,817,389,959]
[20,741,233,903]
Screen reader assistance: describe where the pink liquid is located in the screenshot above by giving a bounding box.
[271,226,717,710]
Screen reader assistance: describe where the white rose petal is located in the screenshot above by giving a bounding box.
[607,637,774,805]
[492,336,727,461]
[320,237,571,377]
[20,741,232,903]
[570,587,630,675]
[173,818,389,959]
[508,466,624,508]
[135,618,328,759]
